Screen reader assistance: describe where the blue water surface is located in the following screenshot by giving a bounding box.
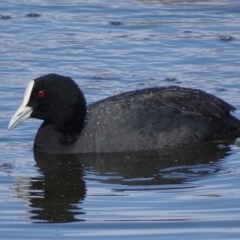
[0,0,240,239]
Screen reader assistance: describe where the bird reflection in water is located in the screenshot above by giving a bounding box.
[14,142,232,223]
[29,153,86,223]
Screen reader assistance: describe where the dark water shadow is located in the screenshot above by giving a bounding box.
[29,155,86,223]
[18,142,233,223]
[77,143,232,187]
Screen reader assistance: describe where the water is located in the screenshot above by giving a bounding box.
[0,0,240,239]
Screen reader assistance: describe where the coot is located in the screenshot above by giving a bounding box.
[8,74,240,154]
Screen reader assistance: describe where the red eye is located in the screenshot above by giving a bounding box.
[37,90,45,98]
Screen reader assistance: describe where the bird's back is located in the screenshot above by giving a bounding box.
[76,86,240,152]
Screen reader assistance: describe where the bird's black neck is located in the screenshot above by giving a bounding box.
[50,95,87,146]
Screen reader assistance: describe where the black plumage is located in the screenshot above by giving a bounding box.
[9,74,240,154]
